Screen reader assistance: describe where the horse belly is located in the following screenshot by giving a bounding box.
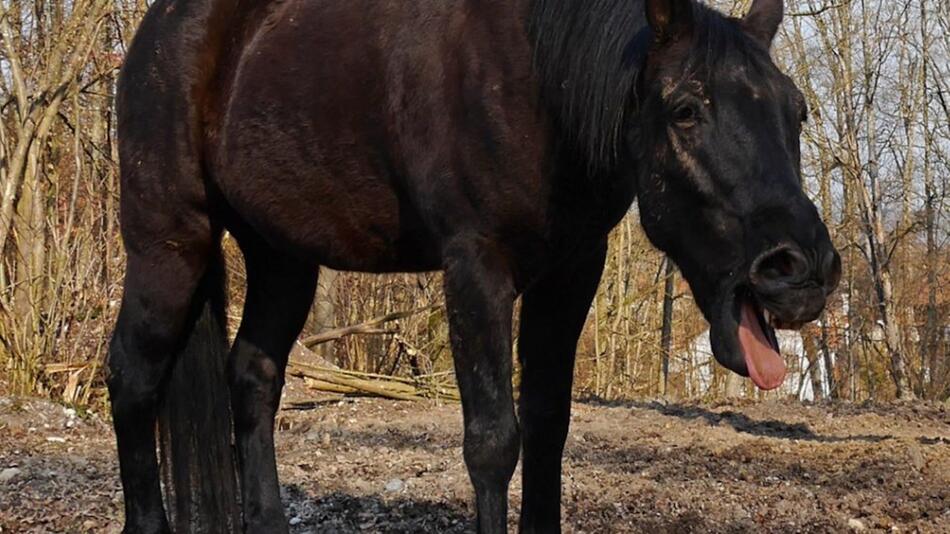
[218,153,439,273]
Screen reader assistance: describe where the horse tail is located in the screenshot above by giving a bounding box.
[158,244,240,533]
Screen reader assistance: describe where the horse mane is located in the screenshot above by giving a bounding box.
[528,0,756,172]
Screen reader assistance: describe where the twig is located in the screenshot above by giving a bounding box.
[789,1,851,18]
[300,305,439,348]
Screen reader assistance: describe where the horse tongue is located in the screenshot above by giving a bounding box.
[738,301,786,390]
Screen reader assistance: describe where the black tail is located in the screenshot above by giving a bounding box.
[158,251,240,533]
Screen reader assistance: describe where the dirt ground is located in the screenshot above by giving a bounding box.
[1,379,948,533]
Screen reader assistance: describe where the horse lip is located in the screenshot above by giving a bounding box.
[707,285,751,378]
[752,286,824,328]
[709,274,816,379]
[752,301,781,351]
[734,288,782,347]
[772,319,806,331]
[711,282,785,375]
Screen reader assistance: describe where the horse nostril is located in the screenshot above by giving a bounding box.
[750,244,810,288]
[821,247,842,293]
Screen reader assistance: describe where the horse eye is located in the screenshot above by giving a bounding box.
[673,105,698,126]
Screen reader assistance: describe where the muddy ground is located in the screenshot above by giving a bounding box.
[1,381,948,533]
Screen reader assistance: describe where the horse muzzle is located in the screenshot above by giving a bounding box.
[747,241,841,328]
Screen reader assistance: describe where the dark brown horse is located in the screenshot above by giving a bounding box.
[108,0,841,532]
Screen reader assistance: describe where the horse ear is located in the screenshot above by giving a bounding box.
[645,0,694,44]
[742,0,784,47]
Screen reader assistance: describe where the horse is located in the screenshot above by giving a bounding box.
[107,0,841,532]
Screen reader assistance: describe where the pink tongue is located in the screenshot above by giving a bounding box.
[738,302,787,390]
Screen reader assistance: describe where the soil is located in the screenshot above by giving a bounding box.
[1,380,948,533]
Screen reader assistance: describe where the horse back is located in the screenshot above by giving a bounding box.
[205,1,558,272]
[123,0,576,281]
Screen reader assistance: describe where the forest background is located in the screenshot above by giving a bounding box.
[0,0,947,409]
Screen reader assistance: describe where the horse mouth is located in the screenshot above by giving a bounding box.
[735,294,785,390]
[701,275,831,392]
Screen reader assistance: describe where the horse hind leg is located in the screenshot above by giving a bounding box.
[111,56,236,533]
[109,2,255,526]
[227,238,318,533]
[107,226,218,533]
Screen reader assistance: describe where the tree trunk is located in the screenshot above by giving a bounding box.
[659,258,675,397]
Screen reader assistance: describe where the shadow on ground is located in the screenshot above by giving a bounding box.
[281,484,473,533]
[577,397,899,443]
[636,400,893,443]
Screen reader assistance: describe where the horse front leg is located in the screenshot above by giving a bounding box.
[518,242,607,534]
[443,236,520,534]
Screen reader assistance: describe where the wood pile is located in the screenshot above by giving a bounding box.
[287,360,459,402]
[287,305,460,402]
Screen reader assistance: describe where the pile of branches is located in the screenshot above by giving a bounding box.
[287,306,460,402]
[287,360,459,402]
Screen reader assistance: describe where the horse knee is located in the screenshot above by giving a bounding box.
[108,374,154,423]
[106,287,191,406]
[464,414,521,488]
[228,341,284,416]
[107,335,169,422]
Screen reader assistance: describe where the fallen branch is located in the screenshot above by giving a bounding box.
[299,305,440,348]
[287,361,459,402]
[293,359,453,385]
[290,363,431,401]
[290,305,457,402]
